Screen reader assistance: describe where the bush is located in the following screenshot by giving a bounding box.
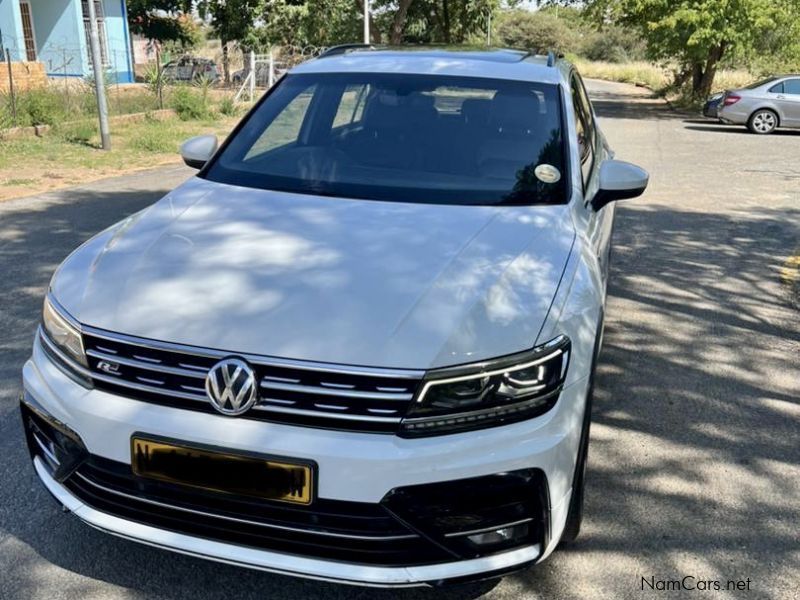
[580,26,647,63]
[496,10,578,54]
[17,89,66,126]
[218,96,237,116]
[170,86,210,120]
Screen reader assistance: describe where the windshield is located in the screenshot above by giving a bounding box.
[204,73,567,206]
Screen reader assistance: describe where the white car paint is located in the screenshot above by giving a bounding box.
[22,49,647,586]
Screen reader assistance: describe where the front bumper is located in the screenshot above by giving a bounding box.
[21,334,587,586]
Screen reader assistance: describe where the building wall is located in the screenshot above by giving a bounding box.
[101,0,133,83]
[7,0,133,82]
[26,0,87,77]
[0,0,26,61]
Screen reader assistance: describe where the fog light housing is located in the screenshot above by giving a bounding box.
[381,469,549,559]
[467,523,531,548]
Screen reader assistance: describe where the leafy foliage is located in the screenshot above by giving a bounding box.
[127,0,198,45]
[576,0,800,97]
[496,9,578,53]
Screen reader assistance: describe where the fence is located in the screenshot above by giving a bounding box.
[233,45,325,102]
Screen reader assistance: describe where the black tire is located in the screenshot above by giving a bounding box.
[560,328,602,544]
[747,109,778,134]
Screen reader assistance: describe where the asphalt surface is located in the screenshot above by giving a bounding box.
[1,79,798,600]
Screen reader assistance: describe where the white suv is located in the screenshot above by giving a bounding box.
[21,47,647,587]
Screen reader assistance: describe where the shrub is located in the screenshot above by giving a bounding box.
[170,86,210,120]
[17,89,66,126]
[218,95,237,116]
[496,10,578,54]
[580,26,647,63]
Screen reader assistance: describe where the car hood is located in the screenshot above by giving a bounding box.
[53,178,575,369]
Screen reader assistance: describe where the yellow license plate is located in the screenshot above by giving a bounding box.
[131,437,313,505]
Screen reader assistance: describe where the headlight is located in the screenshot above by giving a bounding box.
[42,295,87,367]
[400,336,570,437]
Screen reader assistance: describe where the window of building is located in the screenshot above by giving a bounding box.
[81,0,109,67]
[19,1,37,62]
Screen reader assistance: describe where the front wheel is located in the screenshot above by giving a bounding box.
[748,109,778,134]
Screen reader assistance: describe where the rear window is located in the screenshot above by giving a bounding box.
[204,73,567,206]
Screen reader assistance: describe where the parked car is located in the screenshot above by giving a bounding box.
[702,92,724,119]
[22,47,648,587]
[161,56,220,83]
[713,75,800,134]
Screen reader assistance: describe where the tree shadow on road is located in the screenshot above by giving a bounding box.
[510,202,800,598]
[684,123,800,136]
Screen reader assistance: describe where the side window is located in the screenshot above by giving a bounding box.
[245,85,316,159]
[769,82,785,94]
[570,74,596,188]
[783,79,800,95]
[332,83,371,128]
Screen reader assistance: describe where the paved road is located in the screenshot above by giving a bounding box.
[1,80,798,600]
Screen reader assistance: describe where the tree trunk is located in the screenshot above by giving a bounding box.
[389,0,414,45]
[441,0,451,44]
[222,41,230,85]
[693,42,727,98]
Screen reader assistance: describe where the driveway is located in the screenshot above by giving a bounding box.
[1,80,798,600]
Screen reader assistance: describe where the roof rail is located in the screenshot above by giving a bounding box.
[546,50,557,67]
[318,44,380,58]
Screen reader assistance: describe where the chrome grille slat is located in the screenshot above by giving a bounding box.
[319,381,356,389]
[253,404,402,423]
[133,354,162,364]
[259,380,413,401]
[85,349,208,379]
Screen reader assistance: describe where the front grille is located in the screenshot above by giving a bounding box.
[22,404,449,567]
[81,327,423,433]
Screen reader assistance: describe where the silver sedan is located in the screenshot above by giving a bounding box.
[715,75,800,134]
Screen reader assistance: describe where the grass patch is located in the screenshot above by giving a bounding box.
[2,177,38,186]
[129,121,183,153]
[0,114,238,201]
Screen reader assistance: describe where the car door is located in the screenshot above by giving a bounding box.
[774,78,800,126]
[570,72,614,291]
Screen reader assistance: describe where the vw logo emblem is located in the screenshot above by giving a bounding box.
[205,357,258,416]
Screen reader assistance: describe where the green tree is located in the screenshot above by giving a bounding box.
[398,0,498,44]
[496,9,578,54]
[127,0,197,45]
[197,0,265,83]
[579,0,800,97]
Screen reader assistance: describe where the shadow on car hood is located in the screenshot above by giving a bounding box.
[54,178,576,369]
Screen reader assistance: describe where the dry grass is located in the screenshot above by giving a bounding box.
[574,59,756,95]
[574,60,671,91]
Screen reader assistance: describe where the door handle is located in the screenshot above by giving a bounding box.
[777,95,786,99]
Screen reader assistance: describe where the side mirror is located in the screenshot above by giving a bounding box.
[591,159,649,211]
[180,134,218,170]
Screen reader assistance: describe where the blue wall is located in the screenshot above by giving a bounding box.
[0,0,26,61]
[27,0,86,77]
[101,0,133,83]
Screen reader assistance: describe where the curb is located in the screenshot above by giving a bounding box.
[0,109,177,141]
